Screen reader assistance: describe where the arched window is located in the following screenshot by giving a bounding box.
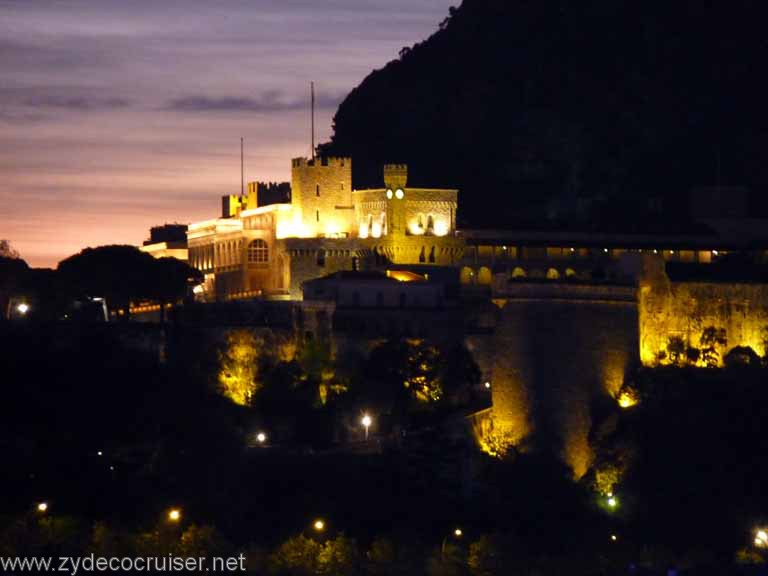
[248,239,268,263]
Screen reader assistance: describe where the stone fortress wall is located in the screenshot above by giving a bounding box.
[639,258,768,366]
[471,284,638,478]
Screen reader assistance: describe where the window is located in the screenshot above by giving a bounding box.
[316,210,320,222]
[317,249,326,267]
[316,184,320,197]
[247,239,268,263]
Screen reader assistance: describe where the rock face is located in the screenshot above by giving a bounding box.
[321,0,768,228]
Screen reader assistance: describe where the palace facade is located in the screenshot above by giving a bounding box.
[186,158,461,300]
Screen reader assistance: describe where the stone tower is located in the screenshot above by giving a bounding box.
[291,157,353,237]
[384,164,408,236]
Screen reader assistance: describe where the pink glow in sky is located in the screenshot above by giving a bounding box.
[0,0,455,267]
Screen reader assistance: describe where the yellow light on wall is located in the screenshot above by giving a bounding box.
[358,223,369,239]
[617,391,638,409]
[408,221,425,235]
[371,221,382,238]
[433,220,448,236]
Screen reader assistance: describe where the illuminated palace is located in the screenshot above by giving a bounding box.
[187,159,462,300]
[184,155,767,304]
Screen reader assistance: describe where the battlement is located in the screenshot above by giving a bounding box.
[292,156,351,169]
[384,164,408,189]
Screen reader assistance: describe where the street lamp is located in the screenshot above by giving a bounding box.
[754,529,768,547]
[17,303,29,315]
[313,519,325,532]
[484,381,491,390]
[361,414,372,441]
[36,502,48,513]
[256,432,267,444]
[167,508,181,523]
[441,527,462,558]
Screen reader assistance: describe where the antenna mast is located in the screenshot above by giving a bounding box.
[311,81,315,160]
[240,137,244,196]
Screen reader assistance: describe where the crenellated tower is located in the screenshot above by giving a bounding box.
[290,157,353,237]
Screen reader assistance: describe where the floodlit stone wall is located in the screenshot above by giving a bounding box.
[639,261,768,366]
[483,287,638,477]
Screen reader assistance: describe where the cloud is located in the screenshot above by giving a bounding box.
[23,95,131,110]
[165,90,341,113]
[0,110,49,125]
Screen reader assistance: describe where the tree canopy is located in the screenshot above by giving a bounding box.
[57,245,201,313]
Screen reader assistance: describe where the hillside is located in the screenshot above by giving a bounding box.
[320,0,768,231]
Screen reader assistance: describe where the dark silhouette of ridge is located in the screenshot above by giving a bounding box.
[320,0,768,232]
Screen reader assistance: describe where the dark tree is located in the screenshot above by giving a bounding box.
[57,245,200,318]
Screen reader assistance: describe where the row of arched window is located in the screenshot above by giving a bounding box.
[459,266,579,284]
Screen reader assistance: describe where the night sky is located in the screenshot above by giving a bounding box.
[0,0,454,267]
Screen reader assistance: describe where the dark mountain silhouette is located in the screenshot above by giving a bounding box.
[320,0,768,232]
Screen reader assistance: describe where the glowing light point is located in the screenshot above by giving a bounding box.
[313,519,325,531]
[168,508,181,522]
[97,450,103,456]
[386,189,393,199]
[361,413,372,440]
[433,220,448,236]
[756,537,764,547]
[454,528,463,537]
[607,496,618,508]
[395,188,404,199]
[17,303,29,315]
[256,432,267,443]
[611,534,618,542]
[36,502,48,513]
[484,381,491,389]
[617,391,638,409]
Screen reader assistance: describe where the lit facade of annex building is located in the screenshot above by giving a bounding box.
[187,158,462,300]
